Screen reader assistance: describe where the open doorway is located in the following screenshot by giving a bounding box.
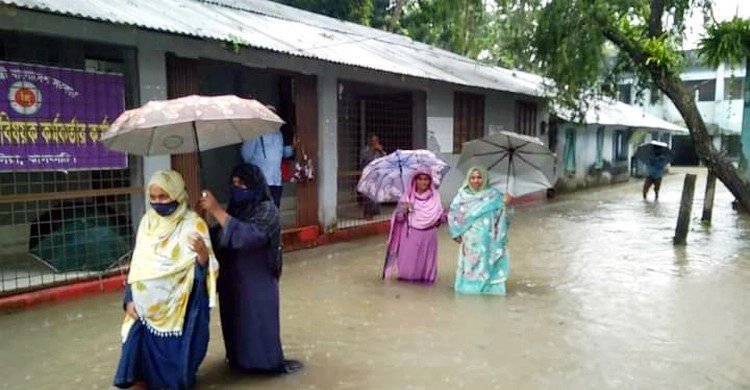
[337,80,415,228]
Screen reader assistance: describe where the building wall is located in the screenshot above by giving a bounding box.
[425,84,454,154]
[0,8,549,227]
[553,124,635,191]
[433,88,547,206]
[637,61,745,159]
[484,92,517,135]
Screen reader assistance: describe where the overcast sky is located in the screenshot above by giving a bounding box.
[683,0,750,49]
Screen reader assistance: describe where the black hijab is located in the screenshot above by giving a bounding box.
[228,163,282,278]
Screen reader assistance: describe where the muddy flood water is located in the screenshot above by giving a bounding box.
[1,168,748,389]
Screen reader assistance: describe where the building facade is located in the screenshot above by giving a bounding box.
[0,0,546,294]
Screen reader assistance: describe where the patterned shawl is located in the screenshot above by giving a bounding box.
[448,166,509,284]
[122,170,219,342]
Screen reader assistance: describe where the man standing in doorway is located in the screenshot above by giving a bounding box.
[360,134,387,220]
[241,105,294,208]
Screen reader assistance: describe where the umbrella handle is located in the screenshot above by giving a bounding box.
[193,122,207,194]
[505,152,513,194]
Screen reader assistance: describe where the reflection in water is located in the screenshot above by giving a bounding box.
[0,169,748,389]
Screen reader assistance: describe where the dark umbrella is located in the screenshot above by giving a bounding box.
[634,141,673,164]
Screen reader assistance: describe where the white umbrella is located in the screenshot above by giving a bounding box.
[457,131,555,197]
[102,95,284,156]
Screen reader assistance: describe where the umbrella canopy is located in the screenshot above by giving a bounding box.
[102,95,284,156]
[357,149,450,203]
[457,131,554,197]
[634,140,673,164]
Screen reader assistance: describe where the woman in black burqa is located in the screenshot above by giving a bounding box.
[200,163,302,374]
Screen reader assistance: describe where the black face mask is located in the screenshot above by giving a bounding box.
[151,201,179,217]
[230,186,257,204]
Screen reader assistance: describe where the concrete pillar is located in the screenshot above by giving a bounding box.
[317,74,338,231]
[412,90,427,150]
[715,62,726,101]
[136,48,170,220]
[741,58,750,181]
[426,87,462,207]
[426,86,454,155]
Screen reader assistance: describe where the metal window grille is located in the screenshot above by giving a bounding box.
[724,77,744,101]
[453,92,484,153]
[515,101,538,136]
[337,81,413,229]
[683,79,717,102]
[0,175,135,293]
[617,83,632,104]
[614,130,629,162]
[0,35,136,294]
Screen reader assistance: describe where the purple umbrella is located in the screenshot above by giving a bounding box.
[357,149,450,203]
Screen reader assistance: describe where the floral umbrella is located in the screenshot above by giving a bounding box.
[357,149,450,203]
[102,95,283,156]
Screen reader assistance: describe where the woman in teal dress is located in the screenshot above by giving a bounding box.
[448,166,511,295]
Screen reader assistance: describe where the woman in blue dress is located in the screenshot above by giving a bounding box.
[114,170,219,389]
[448,166,511,295]
[200,163,302,375]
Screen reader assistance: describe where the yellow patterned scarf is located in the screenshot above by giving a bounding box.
[121,170,218,342]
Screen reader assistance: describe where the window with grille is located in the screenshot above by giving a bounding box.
[683,79,716,102]
[453,92,484,153]
[337,81,413,228]
[724,77,744,100]
[564,128,577,174]
[0,32,136,293]
[515,101,538,136]
[614,130,629,161]
[618,83,632,104]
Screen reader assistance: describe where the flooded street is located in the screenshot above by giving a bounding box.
[1,168,748,389]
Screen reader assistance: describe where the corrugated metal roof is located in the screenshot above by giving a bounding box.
[556,99,688,133]
[1,0,547,97]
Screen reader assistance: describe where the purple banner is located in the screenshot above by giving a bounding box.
[0,61,127,171]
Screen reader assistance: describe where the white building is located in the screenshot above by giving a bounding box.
[621,53,746,165]
[550,99,687,192]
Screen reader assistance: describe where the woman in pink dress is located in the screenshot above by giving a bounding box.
[382,169,445,283]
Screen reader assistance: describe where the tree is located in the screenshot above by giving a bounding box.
[699,17,750,182]
[274,0,376,26]
[398,0,491,59]
[387,0,407,32]
[273,0,501,61]
[495,0,750,212]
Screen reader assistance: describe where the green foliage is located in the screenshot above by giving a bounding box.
[274,0,377,26]
[273,0,504,61]
[642,36,684,68]
[223,34,247,54]
[491,0,717,115]
[699,17,750,68]
[397,0,489,59]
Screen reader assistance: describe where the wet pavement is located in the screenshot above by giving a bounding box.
[1,168,748,389]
